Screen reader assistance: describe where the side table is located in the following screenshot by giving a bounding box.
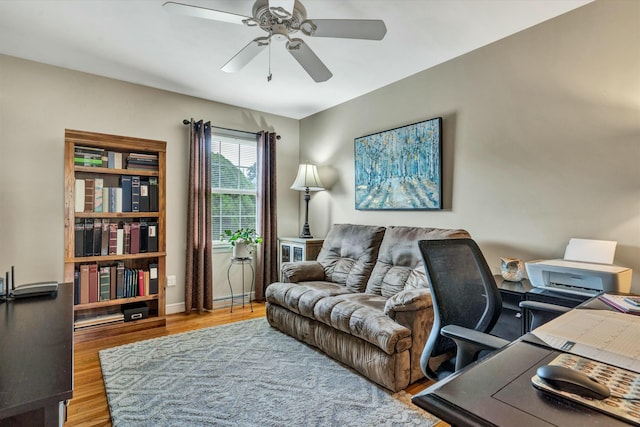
[227,257,254,312]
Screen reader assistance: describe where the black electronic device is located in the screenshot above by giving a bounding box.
[11,281,59,298]
[536,364,610,400]
[3,265,58,299]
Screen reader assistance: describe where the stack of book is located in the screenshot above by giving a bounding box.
[598,293,640,315]
[74,145,104,167]
[74,176,158,213]
[73,261,159,305]
[127,153,158,170]
[74,312,125,330]
[74,219,159,257]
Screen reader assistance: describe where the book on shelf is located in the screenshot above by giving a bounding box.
[147,221,158,252]
[88,263,98,303]
[79,264,90,304]
[598,293,640,315]
[116,262,125,298]
[126,153,159,170]
[74,179,85,212]
[149,177,158,212]
[101,221,109,256]
[138,269,145,297]
[116,228,124,255]
[74,146,104,167]
[74,312,124,330]
[107,151,123,169]
[74,220,85,257]
[120,175,132,212]
[108,222,118,255]
[130,222,140,254]
[74,270,80,305]
[123,222,131,255]
[83,218,94,257]
[92,218,102,256]
[84,178,95,212]
[109,265,117,300]
[99,266,110,301]
[149,263,158,294]
[94,178,103,212]
[139,221,149,253]
[140,178,150,212]
[131,176,140,212]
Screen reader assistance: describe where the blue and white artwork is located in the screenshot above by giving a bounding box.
[355,117,442,210]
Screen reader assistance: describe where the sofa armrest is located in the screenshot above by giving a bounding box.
[383,288,433,318]
[281,261,325,283]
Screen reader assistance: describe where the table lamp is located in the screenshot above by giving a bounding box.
[290,163,324,238]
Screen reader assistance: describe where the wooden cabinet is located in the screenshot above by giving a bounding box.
[278,237,324,279]
[63,129,166,342]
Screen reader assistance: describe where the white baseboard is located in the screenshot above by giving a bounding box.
[165,292,255,315]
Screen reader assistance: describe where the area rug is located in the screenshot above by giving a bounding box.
[99,318,439,426]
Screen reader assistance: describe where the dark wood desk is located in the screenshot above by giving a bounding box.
[0,283,73,426]
[412,299,631,426]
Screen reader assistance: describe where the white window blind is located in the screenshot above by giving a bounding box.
[211,132,257,242]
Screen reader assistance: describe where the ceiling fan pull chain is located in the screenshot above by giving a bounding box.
[267,35,273,82]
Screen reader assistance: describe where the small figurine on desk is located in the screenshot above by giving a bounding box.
[500,257,525,282]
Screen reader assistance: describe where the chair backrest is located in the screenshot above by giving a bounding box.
[419,238,502,377]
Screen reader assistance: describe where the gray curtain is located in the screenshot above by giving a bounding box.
[185,119,213,312]
[255,131,278,300]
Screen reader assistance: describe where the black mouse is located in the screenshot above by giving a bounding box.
[536,364,610,400]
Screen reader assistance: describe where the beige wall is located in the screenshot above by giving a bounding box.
[0,55,301,310]
[299,0,640,290]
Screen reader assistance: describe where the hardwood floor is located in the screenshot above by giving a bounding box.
[65,302,447,427]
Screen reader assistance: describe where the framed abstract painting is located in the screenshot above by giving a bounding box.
[354,117,442,210]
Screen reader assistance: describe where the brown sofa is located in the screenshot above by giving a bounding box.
[265,224,470,392]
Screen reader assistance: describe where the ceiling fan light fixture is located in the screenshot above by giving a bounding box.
[300,20,317,36]
[164,0,386,82]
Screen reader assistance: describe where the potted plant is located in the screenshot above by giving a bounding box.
[221,228,263,259]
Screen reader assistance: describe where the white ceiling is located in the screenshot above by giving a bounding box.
[0,0,592,119]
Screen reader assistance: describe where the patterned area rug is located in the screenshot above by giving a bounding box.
[99,318,439,426]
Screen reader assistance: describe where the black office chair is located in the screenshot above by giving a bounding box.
[418,238,568,381]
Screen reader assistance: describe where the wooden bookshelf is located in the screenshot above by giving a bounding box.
[63,129,167,342]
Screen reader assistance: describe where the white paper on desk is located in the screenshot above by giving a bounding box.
[564,238,617,264]
[532,309,640,373]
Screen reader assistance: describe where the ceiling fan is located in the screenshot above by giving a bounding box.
[163,0,387,82]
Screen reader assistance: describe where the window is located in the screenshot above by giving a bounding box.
[211,132,257,242]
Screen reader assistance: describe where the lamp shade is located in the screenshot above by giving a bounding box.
[290,163,324,191]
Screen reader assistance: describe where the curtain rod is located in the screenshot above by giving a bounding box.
[182,119,280,140]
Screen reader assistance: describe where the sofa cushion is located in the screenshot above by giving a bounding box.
[265,281,353,319]
[313,293,412,355]
[316,224,386,293]
[365,226,471,298]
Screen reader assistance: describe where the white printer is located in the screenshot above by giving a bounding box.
[525,238,632,296]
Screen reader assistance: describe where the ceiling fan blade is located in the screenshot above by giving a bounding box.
[301,19,387,40]
[163,1,250,25]
[221,37,270,73]
[286,38,332,82]
[268,0,295,19]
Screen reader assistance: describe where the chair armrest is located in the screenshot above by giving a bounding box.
[281,261,325,283]
[519,301,571,313]
[519,301,571,330]
[384,288,433,318]
[441,324,510,371]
